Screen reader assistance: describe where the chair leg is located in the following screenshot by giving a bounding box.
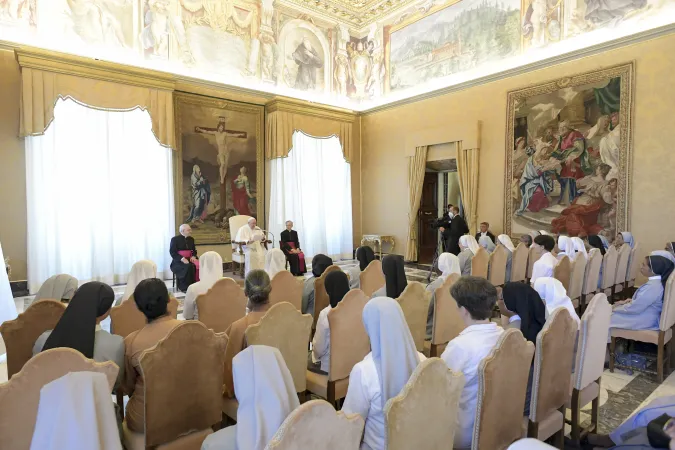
[327,381,336,408]
[527,420,538,439]
[609,338,616,373]
[570,388,581,444]
[556,406,565,449]
[430,344,438,358]
[590,377,601,434]
[658,331,665,382]
[116,392,124,421]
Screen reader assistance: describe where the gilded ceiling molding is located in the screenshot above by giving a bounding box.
[278,0,417,29]
[265,98,357,123]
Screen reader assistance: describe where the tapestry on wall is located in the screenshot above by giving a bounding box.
[174,93,264,244]
[504,63,634,239]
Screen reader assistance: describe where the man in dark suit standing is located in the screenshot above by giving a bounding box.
[280,220,307,275]
[475,222,496,244]
[170,224,198,292]
[445,205,469,255]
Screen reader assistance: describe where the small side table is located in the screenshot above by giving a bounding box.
[361,235,395,259]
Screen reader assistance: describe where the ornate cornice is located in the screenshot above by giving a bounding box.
[278,0,417,29]
[265,98,357,122]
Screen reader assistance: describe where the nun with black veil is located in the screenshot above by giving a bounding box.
[346,246,376,289]
[301,254,333,316]
[371,254,408,299]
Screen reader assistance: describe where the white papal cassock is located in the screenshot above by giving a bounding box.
[235,224,267,277]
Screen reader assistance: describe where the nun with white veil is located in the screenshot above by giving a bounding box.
[34,274,79,303]
[201,345,299,450]
[458,235,480,276]
[0,241,17,332]
[557,236,575,260]
[478,235,496,254]
[498,234,516,282]
[121,260,157,303]
[265,248,287,280]
[571,237,588,259]
[533,277,580,325]
[342,297,425,450]
[235,218,267,277]
[183,252,224,320]
[426,253,461,338]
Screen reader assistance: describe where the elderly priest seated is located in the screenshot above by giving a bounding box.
[280,220,306,276]
[170,224,199,292]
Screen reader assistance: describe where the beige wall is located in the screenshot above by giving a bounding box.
[361,33,675,267]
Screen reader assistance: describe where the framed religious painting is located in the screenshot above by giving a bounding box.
[174,93,264,244]
[504,62,634,240]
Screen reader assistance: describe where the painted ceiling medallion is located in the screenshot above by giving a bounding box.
[280,0,415,28]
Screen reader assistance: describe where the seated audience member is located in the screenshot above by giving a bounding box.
[441,276,504,449]
[478,235,496,254]
[280,220,306,276]
[588,235,607,288]
[183,251,224,320]
[202,346,299,450]
[310,271,350,374]
[533,277,580,325]
[121,260,157,303]
[475,222,496,244]
[426,253,462,338]
[615,231,635,249]
[371,254,407,298]
[652,250,675,265]
[598,234,610,249]
[347,246,376,289]
[223,270,272,398]
[34,281,124,386]
[123,278,181,432]
[572,237,588,259]
[458,235,481,276]
[610,255,674,332]
[302,254,333,316]
[520,234,533,248]
[557,235,575,260]
[170,224,198,293]
[342,297,425,450]
[530,235,558,284]
[265,248,288,280]
[498,234,515,282]
[34,274,78,302]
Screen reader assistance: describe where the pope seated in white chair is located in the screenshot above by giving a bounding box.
[235,217,267,277]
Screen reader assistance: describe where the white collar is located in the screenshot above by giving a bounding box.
[649,275,662,281]
[460,322,498,335]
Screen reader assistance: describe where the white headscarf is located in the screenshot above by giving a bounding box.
[265,248,287,279]
[234,345,299,450]
[571,237,587,258]
[363,297,421,407]
[508,438,556,449]
[651,250,675,265]
[34,274,79,302]
[478,235,496,253]
[122,260,157,301]
[438,253,461,280]
[30,372,122,450]
[620,232,635,248]
[459,235,480,255]
[539,230,551,236]
[529,231,541,240]
[199,251,224,286]
[498,234,516,252]
[533,277,580,325]
[557,236,575,256]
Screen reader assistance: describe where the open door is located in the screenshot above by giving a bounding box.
[417,172,438,264]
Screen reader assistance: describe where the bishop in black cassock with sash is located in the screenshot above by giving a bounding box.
[170,224,198,292]
[280,221,306,276]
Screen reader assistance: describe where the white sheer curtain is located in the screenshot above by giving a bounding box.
[268,131,353,260]
[26,98,175,293]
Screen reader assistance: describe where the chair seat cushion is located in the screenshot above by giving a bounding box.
[306,370,349,400]
[122,422,213,450]
[521,409,564,441]
[565,381,599,408]
[610,328,671,345]
[222,396,239,421]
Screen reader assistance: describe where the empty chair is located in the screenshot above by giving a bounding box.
[33,274,78,302]
[582,249,602,309]
[568,253,587,309]
[196,277,247,333]
[110,295,178,339]
[553,256,572,292]
[614,243,631,298]
[384,358,465,450]
[601,246,618,297]
[397,282,431,352]
[427,274,464,357]
[488,245,509,287]
[471,247,490,279]
[269,271,303,310]
[360,259,385,297]
[511,242,529,283]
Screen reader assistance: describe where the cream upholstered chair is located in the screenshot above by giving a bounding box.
[0,299,66,379]
[122,321,227,450]
[488,245,509,287]
[525,308,577,448]
[471,247,490,279]
[265,400,364,450]
[582,249,602,310]
[471,329,535,450]
[385,358,465,450]
[196,278,247,333]
[610,272,675,382]
[359,259,385,297]
[110,295,179,339]
[568,254,587,310]
[427,274,463,357]
[565,293,612,444]
[229,214,253,276]
[270,271,303,310]
[0,348,118,450]
[601,246,618,297]
[306,290,370,405]
[396,282,432,351]
[614,244,631,298]
[553,256,572,293]
[33,274,78,302]
[626,244,640,294]
[511,243,529,283]
[313,265,341,331]
[527,245,544,282]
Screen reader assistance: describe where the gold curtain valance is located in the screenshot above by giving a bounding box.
[20,67,175,148]
[265,109,354,163]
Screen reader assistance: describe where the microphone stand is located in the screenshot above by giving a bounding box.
[262,230,275,248]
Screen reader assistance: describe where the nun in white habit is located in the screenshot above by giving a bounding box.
[571,237,588,259]
[121,260,157,303]
[202,345,299,450]
[533,277,580,325]
[556,236,575,260]
[235,218,267,277]
[498,234,515,282]
[183,252,224,320]
[342,297,425,450]
[265,248,287,280]
[458,235,480,276]
[426,253,462,338]
[0,241,17,327]
[34,274,79,302]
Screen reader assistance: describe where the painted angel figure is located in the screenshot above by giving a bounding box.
[65,0,130,47]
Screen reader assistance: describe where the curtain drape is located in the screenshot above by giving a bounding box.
[457,142,480,235]
[405,146,428,262]
[268,131,353,261]
[26,98,175,293]
[20,67,175,148]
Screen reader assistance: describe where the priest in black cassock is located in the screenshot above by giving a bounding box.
[447,205,469,255]
[170,224,198,292]
[280,220,306,276]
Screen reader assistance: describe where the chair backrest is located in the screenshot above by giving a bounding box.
[614,244,631,285]
[527,245,544,280]
[140,321,227,448]
[269,271,303,311]
[553,256,572,292]
[327,290,370,382]
[472,329,535,450]
[582,249,603,295]
[229,215,253,248]
[0,348,117,450]
[471,247,490,278]
[359,259,385,297]
[488,245,509,286]
[432,274,464,346]
[601,246,618,290]
[385,358,465,450]
[265,400,364,450]
[529,308,577,422]
[573,293,612,390]
[659,273,675,332]
[196,278,247,333]
[0,300,66,379]
[627,244,640,283]
[396,282,432,352]
[313,265,341,329]
[511,243,529,282]
[33,274,78,302]
[568,253,587,300]
[110,295,179,339]
[245,302,313,392]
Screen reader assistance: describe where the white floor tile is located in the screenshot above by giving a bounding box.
[580,386,609,411]
[601,369,637,393]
